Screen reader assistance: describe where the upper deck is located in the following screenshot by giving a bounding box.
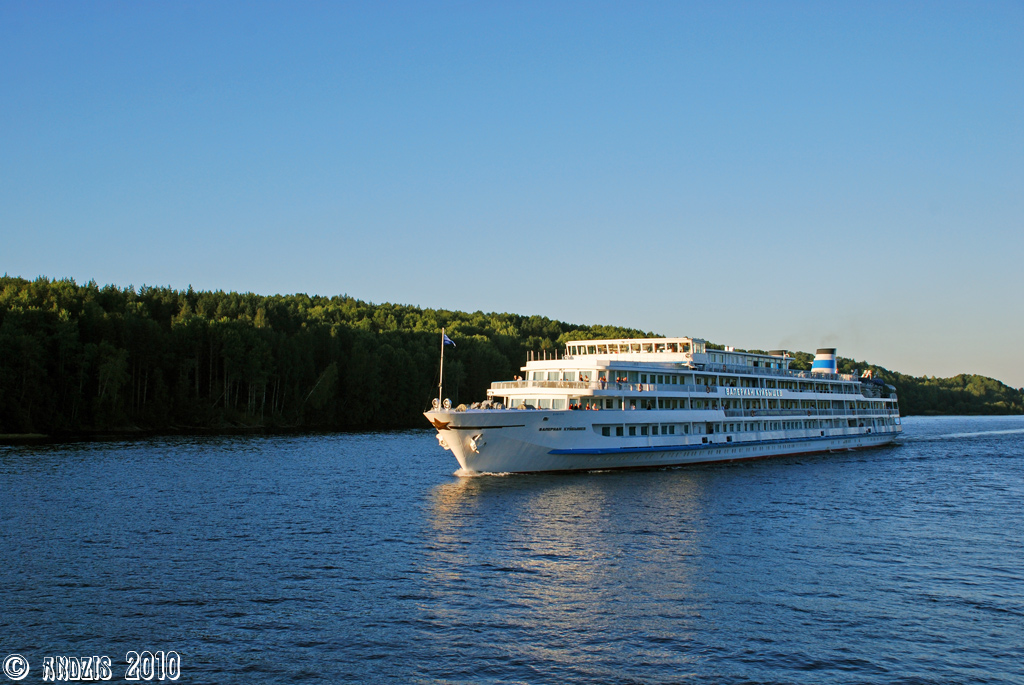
[562,337,793,371]
[515,337,871,387]
[565,337,707,358]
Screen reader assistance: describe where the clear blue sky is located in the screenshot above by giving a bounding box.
[3,2,1022,386]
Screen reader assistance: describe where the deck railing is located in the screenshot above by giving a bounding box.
[549,357,860,383]
[723,408,899,418]
[490,379,893,398]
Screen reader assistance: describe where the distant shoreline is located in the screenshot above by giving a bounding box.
[0,424,430,444]
[5,413,1024,445]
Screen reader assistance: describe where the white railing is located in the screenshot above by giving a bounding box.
[701,363,858,382]
[724,408,899,418]
[491,379,895,398]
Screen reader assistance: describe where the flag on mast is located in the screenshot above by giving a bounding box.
[442,333,456,347]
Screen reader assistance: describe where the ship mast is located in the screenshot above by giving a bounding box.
[438,327,445,407]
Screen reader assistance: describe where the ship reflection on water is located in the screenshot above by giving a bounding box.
[422,470,713,671]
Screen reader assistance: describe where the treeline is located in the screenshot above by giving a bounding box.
[0,276,650,434]
[2,276,1021,436]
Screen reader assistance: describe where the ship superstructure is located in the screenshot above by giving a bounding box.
[425,337,901,473]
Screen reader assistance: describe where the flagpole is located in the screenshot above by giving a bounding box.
[438,327,445,408]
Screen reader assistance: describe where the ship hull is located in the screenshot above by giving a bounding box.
[425,409,900,474]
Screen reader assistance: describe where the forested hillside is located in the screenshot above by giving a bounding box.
[0,276,649,434]
[2,276,1021,435]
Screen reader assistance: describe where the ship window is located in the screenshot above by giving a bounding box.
[616,426,623,436]
[640,374,647,383]
[672,375,678,384]
[552,399,565,410]
[605,399,613,409]
[652,425,659,435]
[602,426,610,436]
[641,426,649,436]
[538,398,551,408]
[547,372,559,381]
[629,426,636,436]
[531,372,543,380]
[587,345,596,354]
[668,425,675,434]
[563,371,575,381]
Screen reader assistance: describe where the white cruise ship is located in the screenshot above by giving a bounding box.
[425,337,901,474]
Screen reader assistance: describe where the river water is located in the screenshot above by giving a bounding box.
[1,416,1022,684]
